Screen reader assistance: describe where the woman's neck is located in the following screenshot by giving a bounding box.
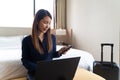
[39,33,44,42]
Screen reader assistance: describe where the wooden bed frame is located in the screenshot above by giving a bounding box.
[11,68,105,80]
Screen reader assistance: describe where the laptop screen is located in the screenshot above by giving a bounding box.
[35,57,80,80]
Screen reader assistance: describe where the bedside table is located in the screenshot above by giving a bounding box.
[57,41,71,46]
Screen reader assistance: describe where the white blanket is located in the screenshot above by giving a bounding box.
[0,46,95,80]
[56,45,95,71]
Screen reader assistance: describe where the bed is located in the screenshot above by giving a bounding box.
[0,36,95,80]
[55,45,95,71]
[0,27,97,80]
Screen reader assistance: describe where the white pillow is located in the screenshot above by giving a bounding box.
[0,35,24,49]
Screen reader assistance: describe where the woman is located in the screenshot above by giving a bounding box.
[21,9,70,80]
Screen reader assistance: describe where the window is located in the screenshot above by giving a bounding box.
[0,0,33,28]
[35,0,54,28]
[0,0,54,28]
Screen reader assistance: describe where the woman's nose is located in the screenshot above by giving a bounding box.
[46,24,50,28]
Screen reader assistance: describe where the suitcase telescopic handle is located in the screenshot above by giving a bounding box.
[101,43,114,63]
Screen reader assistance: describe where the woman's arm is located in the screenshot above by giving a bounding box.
[21,36,36,73]
[51,34,61,57]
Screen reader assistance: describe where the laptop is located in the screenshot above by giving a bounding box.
[35,57,80,80]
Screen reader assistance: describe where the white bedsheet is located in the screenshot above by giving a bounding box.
[56,45,95,71]
[0,46,95,80]
[0,49,27,80]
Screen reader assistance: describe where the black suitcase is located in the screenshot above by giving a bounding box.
[93,43,120,80]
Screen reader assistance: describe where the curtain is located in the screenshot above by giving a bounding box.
[55,0,66,29]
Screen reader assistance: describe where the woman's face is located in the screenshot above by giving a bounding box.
[38,16,51,34]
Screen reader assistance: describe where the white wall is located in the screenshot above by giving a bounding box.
[66,0,120,65]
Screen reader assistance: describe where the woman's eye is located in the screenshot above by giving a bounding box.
[43,21,48,24]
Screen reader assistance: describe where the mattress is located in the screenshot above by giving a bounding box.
[56,45,95,71]
[0,49,27,80]
[0,45,95,80]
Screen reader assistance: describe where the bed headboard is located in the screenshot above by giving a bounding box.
[0,27,72,45]
[0,27,31,36]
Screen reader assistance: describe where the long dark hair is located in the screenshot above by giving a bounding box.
[31,9,52,54]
